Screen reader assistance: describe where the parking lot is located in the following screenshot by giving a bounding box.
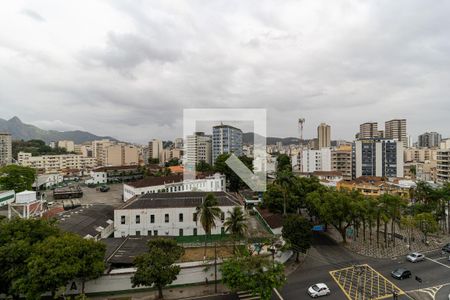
[45,183,125,207]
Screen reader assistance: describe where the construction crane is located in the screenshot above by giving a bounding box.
[298,118,305,146]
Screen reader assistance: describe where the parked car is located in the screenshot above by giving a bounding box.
[308,283,330,298]
[391,268,411,280]
[99,185,110,192]
[406,252,425,263]
[442,243,450,253]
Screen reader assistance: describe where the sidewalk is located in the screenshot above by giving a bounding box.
[90,283,231,300]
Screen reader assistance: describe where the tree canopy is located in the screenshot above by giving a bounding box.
[0,165,36,192]
[221,255,286,300]
[282,215,312,262]
[131,238,184,299]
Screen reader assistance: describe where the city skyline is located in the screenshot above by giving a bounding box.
[1,1,450,143]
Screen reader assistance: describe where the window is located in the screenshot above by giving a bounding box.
[193,228,197,236]
[136,231,141,236]
[148,230,152,236]
[179,229,183,236]
[121,231,126,237]
[220,212,225,222]
[165,214,169,223]
[150,214,155,223]
[179,213,183,222]
[120,216,126,224]
[154,230,158,236]
[136,215,140,224]
[193,213,197,222]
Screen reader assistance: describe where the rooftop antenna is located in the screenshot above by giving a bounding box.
[298,118,305,146]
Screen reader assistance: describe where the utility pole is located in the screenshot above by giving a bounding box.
[214,242,217,293]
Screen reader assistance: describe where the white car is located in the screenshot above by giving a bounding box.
[308,283,330,298]
[406,252,425,263]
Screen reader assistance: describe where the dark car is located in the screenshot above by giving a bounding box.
[442,243,450,253]
[391,268,411,280]
[99,185,110,192]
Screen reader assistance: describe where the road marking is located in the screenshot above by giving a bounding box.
[272,288,283,300]
[329,270,353,300]
[330,264,406,300]
[426,257,450,269]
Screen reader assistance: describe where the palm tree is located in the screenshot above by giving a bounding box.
[274,170,295,216]
[196,193,222,257]
[224,206,248,253]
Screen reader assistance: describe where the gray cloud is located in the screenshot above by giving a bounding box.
[0,0,450,143]
[20,9,45,22]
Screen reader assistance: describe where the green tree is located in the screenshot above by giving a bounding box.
[0,218,60,298]
[196,160,213,172]
[76,239,106,295]
[221,255,286,300]
[414,212,438,243]
[0,165,36,192]
[16,233,85,299]
[274,170,295,216]
[165,158,180,167]
[262,184,285,213]
[282,215,312,262]
[131,238,184,299]
[224,207,248,253]
[307,190,358,243]
[195,193,222,256]
[148,158,160,164]
[214,154,253,191]
[276,154,291,172]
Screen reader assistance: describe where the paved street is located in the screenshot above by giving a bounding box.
[281,233,450,300]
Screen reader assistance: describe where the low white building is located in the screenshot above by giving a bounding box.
[123,173,226,202]
[114,191,241,238]
[33,173,64,189]
[8,190,43,219]
[85,170,107,185]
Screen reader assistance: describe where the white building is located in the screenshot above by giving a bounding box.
[185,132,212,171]
[353,139,404,179]
[114,191,241,238]
[85,170,107,185]
[33,173,64,189]
[300,148,332,173]
[123,173,226,202]
[18,152,97,172]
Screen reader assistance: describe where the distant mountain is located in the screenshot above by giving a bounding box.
[0,116,117,144]
[242,132,308,145]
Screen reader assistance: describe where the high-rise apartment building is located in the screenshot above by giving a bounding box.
[91,139,113,165]
[105,145,139,166]
[436,149,450,184]
[148,139,163,162]
[174,138,184,149]
[212,124,243,164]
[359,122,379,139]
[0,133,12,166]
[300,148,331,173]
[57,140,75,152]
[418,132,442,148]
[185,132,212,170]
[385,119,407,148]
[331,145,352,180]
[352,138,404,179]
[317,123,331,149]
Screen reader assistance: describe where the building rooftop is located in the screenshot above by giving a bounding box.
[126,174,184,188]
[56,204,114,238]
[92,165,139,172]
[119,191,240,210]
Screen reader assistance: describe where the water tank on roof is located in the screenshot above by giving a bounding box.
[15,191,36,204]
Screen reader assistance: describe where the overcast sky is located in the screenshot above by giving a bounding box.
[1,0,449,144]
